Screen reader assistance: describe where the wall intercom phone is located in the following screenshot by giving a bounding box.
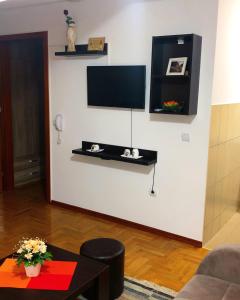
[54,114,64,144]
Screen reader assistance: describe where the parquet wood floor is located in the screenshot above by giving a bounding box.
[0,183,208,292]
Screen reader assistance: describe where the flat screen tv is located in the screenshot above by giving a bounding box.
[87,65,146,109]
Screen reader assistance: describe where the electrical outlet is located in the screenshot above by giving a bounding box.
[149,188,158,197]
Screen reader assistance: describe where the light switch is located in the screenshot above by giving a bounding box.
[181,133,190,142]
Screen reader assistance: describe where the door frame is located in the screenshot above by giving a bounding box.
[0,32,51,202]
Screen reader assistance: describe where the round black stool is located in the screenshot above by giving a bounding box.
[80,238,125,299]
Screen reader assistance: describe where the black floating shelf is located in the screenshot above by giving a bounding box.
[55,43,108,57]
[72,141,157,166]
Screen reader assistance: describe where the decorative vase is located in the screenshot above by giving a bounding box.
[67,24,77,52]
[24,263,41,277]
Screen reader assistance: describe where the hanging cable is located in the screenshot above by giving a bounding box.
[130,108,133,148]
[151,163,156,194]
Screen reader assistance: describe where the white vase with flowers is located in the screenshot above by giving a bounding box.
[64,9,77,52]
[15,238,53,277]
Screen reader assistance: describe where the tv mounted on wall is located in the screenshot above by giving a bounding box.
[87,65,146,109]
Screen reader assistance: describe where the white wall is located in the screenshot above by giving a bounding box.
[212,0,240,104]
[0,0,219,241]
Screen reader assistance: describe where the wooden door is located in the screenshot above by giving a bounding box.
[0,44,5,192]
[0,68,2,192]
[0,32,50,200]
[10,39,45,187]
[0,42,14,191]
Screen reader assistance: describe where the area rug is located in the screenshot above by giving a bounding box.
[78,277,176,300]
[119,277,176,300]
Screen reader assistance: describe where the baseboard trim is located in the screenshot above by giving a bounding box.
[51,200,202,248]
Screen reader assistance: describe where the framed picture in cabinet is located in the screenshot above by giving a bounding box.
[166,57,188,76]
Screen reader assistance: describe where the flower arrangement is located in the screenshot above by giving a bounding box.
[162,100,183,112]
[64,10,75,27]
[15,238,53,267]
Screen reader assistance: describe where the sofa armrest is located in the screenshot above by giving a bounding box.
[197,245,240,284]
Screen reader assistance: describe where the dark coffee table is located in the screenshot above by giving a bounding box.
[0,244,109,300]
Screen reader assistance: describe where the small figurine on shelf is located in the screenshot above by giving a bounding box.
[64,10,77,52]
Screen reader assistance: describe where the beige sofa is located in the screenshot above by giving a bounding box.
[175,245,240,300]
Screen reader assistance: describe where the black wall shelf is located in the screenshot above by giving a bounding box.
[55,43,108,57]
[72,141,157,166]
[149,34,202,115]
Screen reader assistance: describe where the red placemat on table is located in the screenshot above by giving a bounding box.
[0,259,77,290]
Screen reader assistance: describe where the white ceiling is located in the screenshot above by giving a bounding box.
[0,0,68,9]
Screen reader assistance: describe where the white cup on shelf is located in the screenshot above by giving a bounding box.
[123,149,131,157]
[91,144,100,152]
[132,148,139,158]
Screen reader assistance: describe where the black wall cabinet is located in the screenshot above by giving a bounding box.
[149,34,202,115]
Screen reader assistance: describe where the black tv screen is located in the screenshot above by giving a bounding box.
[87,65,146,109]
